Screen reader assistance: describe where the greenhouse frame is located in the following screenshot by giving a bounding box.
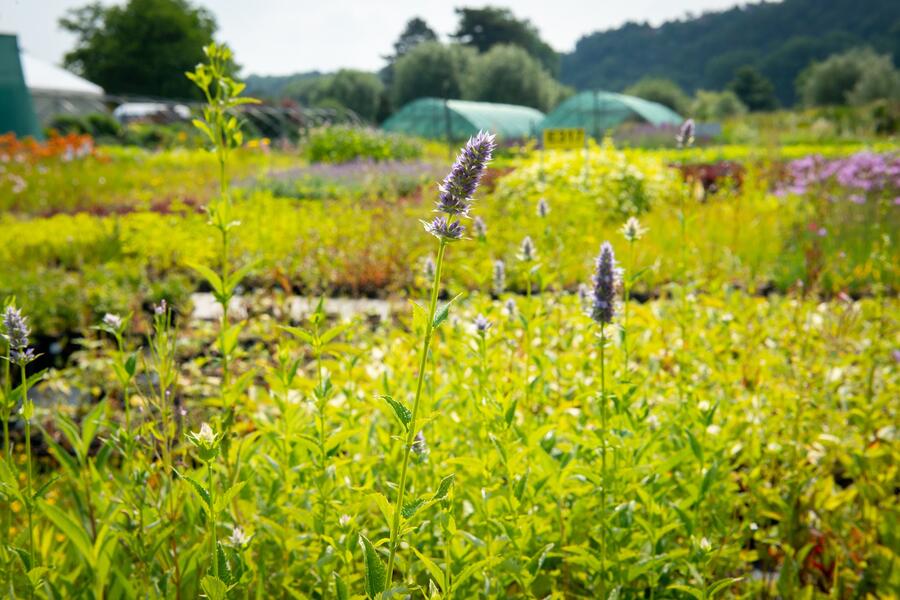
[539,91,683,138]
[382,97,545,141]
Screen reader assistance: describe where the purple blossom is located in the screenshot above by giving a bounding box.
[2,306,35,365]
[676,119,695,148]
[423,216,465,241]
[590,242,621,325]
[474,314,492,334]
[473,215,487,238]
[492,259,506,296]
[436,131,496,217]
[518,236,537,262]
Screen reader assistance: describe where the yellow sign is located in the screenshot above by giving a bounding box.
[542,128,585,150]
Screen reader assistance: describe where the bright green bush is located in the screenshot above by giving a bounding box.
[302,126,423,163]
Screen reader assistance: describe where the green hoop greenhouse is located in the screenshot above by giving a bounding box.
[382,97,544,141]
[539,91,683,137]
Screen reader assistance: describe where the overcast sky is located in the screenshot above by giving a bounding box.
[1,0,769,75]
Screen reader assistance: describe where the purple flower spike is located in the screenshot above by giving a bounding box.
[423,216,465,241]
[436,131,496,217]
[590,242,621,325]
[676,119,695,148]
[2,306,35,365]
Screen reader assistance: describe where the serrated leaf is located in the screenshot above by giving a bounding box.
[359,534,386,599]
[180,473,212,510]
[201,575,228,600]
[432,474,455,502]
[401,498,425,519]
[381,396,411,431]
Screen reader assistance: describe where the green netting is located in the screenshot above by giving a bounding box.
[382,98,544,141]
[0,34,41,139]
[539,91,683,137]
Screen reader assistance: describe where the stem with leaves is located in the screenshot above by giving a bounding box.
[385,239,447,586]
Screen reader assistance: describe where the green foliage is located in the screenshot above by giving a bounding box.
[60,0,218,98]
[466,44,571,112]
[392,42,476,107]
[798,47,900,107]
[624,77,691,114]
[284,70,385,122]
[690,90,747,121]
[303,125,422,163]
[560,0,900,105]
[451,7,559,75]
[728,66,778,112]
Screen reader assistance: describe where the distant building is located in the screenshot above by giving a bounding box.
[0,33,106,138]
[21,49,105,125]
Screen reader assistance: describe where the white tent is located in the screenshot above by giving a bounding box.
[19,51,105,123]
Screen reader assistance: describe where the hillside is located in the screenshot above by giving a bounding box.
[560,0,900,105]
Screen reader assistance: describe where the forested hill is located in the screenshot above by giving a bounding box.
[560,0,900,105]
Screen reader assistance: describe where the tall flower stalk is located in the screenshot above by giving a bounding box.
[186,44,258,450]
[383,131,496,589]
[589,242,620,596]
[2,306,38,570]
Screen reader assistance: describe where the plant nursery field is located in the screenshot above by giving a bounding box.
[0,61,898,599]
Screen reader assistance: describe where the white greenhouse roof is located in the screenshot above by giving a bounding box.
[20,51,104,97]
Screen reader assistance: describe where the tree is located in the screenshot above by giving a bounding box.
[451,7,558,75]
[465,45,568,112]
[391,42,475,107]
[728,66,778,112]
[380,16,439,107]
[690,90,747,121]
[391,17,437,59]
[798,47,900,106]
[624,78,691,114]
[60,0,217,98]
[283,70,384,122]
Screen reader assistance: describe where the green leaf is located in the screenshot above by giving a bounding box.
[39,500,93,562]
[401,498,425,519]
[359,534,386,599]
[708,577,743,598]
[124,352,138,377]
[699,461,719,500]
[432,474,455,502]
[180,473,212,509]
[0,460,21,500]
[188,262,225,298]
[432,293,463,329]
[215,481,246,514]
[280,325,315,345]
[334,572,349,600]
[411,547,444,592]
[201,575,228,600]
[667,584,704,600]
[381,396,411,431]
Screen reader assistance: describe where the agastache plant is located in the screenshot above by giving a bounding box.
[2,305,39,570]
[384,131,496,590]
[676,118,695,149]
[492,259,506,297]
[589,242,620,595]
